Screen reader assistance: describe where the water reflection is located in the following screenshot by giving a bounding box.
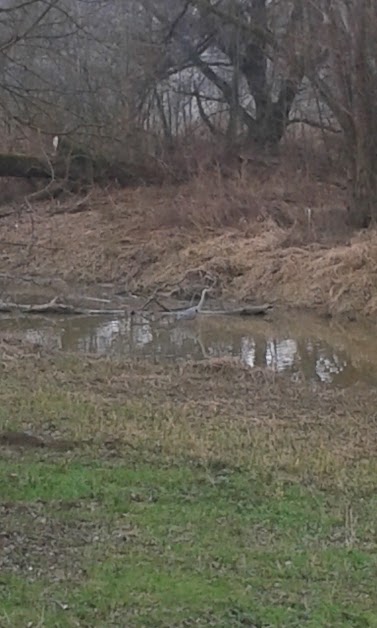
[2,312,376,387]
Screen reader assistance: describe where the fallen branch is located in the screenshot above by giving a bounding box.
[0,297,127,316]
[77,295,112,304]
[0,152,162,186]
[200,304,273,316]
[0,295,273,319]
[157,303,273,319]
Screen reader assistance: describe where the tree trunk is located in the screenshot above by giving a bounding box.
[347,148,377,228]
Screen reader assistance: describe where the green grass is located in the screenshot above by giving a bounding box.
[1,353,377,626]
[1,458,377,627]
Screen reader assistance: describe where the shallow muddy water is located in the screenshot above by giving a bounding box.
[1,306,377,388]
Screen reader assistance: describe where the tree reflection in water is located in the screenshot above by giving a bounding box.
[1,312,369,388]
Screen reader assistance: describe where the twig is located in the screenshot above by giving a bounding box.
[287,117,341,133]
[76,295,111,304]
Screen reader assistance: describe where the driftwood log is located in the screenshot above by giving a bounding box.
[0,296,272,318]
[200,304,273,316]
[0,297,127,316]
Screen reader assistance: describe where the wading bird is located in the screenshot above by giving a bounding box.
[176,288,210,320]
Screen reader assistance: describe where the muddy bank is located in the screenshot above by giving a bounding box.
[0,176,376,319]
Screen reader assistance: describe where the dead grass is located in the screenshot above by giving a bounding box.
[148,152,347,235]
[1,348,377,486]
[0,139,377,318]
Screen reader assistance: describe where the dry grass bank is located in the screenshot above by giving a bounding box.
[1,151,376,318]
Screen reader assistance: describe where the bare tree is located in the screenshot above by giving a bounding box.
[0,0,375,230]
[0,1,158,158]
[304,0,377,226]
[137,0,307,149]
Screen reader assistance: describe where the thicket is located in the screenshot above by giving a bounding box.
[0,1,376,227]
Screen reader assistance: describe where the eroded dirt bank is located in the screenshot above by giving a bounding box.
[1,170,376,318]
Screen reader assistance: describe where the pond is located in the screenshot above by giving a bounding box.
[2,307,377,388]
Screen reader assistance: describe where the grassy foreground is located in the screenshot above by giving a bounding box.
[1,347,377,627]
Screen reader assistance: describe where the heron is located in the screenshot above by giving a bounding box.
[175,288,210,320]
